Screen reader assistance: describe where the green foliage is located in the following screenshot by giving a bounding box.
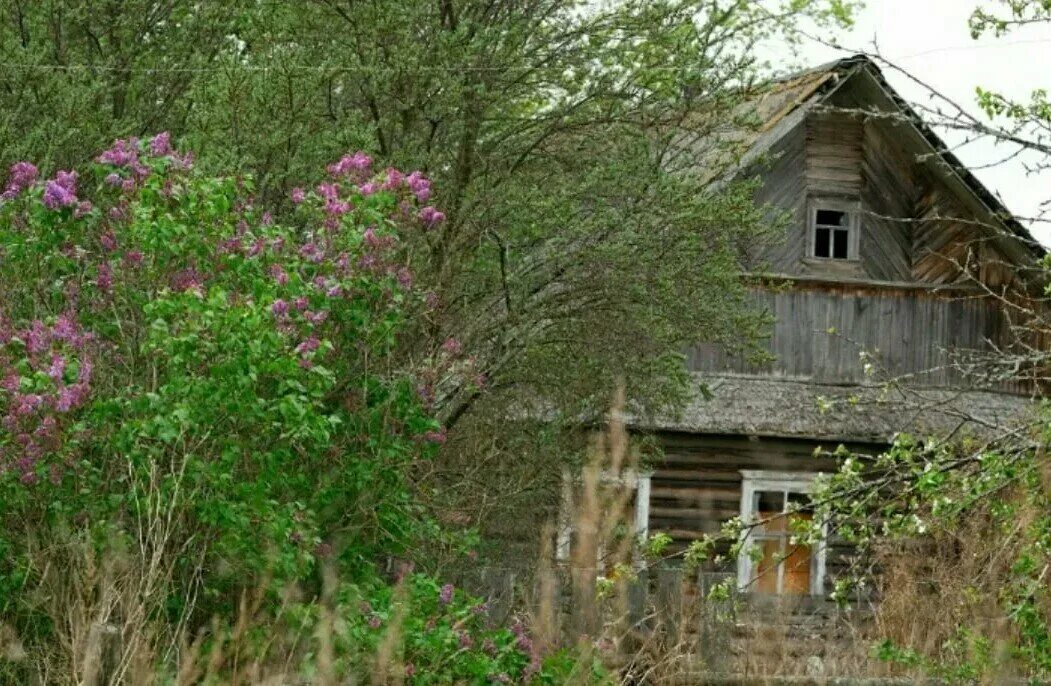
[817,430,1051,680]
[0,140,442,641]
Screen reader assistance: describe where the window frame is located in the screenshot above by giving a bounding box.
[736,470,827,597]
[555,468,651,565]
[807,198,859,262]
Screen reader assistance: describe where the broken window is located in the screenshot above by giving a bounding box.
[810,202,856,260]
[737,471,826,597]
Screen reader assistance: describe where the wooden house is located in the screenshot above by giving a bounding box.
[562,56,1043,605]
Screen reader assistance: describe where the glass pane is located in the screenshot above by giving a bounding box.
[814,227,831,257]
[832,229,849,258]
[752,538,783,594]
[815,209,847,226]
[754,490,786,534]
[787,491,814,514]
[782,541,812,595]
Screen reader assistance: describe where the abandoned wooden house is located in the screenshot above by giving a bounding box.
[559,55,1042,606]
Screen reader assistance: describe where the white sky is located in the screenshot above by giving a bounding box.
[771,0,1051,245]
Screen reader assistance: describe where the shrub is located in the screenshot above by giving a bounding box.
[0,137,448,650]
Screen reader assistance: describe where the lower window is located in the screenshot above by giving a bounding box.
[736,470,826,597]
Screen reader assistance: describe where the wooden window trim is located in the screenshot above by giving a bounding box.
[556,468,652,564]
[736,470,827,597]
[806,197,860,262]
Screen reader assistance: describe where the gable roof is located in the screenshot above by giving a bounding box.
[738,54,1043,261]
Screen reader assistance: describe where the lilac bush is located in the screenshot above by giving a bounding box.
[0,133,451,614]
[0,135,589,683]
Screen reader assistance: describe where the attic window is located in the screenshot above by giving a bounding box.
[809,201,858,261]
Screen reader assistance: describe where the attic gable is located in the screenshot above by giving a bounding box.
[736,56,1043,289]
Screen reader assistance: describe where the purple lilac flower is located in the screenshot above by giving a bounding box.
[406,171,431,201]
[271,299,290,317]
[419,206,446,228]
[96,138,139,167]
[123,250,144,267]
[294,296,309,311]
[42,174,78,210]
[100,231,118,252]
[2,373,20,393]
[170,267,203,293]
[56,384,89,412]
[439,583,454,605]
[47,355,66,382]
[23,320,48,354]
[299,242,324,263]
[74,201,93,218]
[291,187,306,204]
[396,267,413,289]
[149,132,172,157]
[1,161,38,200]
[382,168,404,190]
[304,310,328,325]
[77,357,93,384]
[295,336,320,355]
[105,172,123,187]
[327,152,373,177]
[261,211,273,226]
[269,264,289,285]
[53,313,78,343]
[457,631,473,650]
[358,182,378,196]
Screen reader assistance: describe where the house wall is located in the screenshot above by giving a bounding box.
[687,281,1022,391]
[750,83,1010,287]
[647,432,879,596]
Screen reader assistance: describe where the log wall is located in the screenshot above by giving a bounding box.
[647,433,876,597]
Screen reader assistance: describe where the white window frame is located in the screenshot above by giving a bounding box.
[807,198,859,261]
[556,468,651,564]
[736,470,827,597]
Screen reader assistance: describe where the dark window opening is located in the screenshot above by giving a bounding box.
[814,227,830,258]
[832,229,849,258]
[815,209,847,227]
[812,207,852,260]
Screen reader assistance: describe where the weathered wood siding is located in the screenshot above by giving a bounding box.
[748,121,807,272]
[648,433,874,596]
[858,115,918,281]
[751,88,1011,287]
[805,112,862,197]
[688,282,1020,391]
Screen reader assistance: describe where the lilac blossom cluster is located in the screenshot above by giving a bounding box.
[511,619,543,678]
[0,162,38,201]
[0,312,93,485]
[97,131,193,195]
[3,140,460,485]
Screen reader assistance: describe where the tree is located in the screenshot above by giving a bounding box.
[0,0,860,565]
